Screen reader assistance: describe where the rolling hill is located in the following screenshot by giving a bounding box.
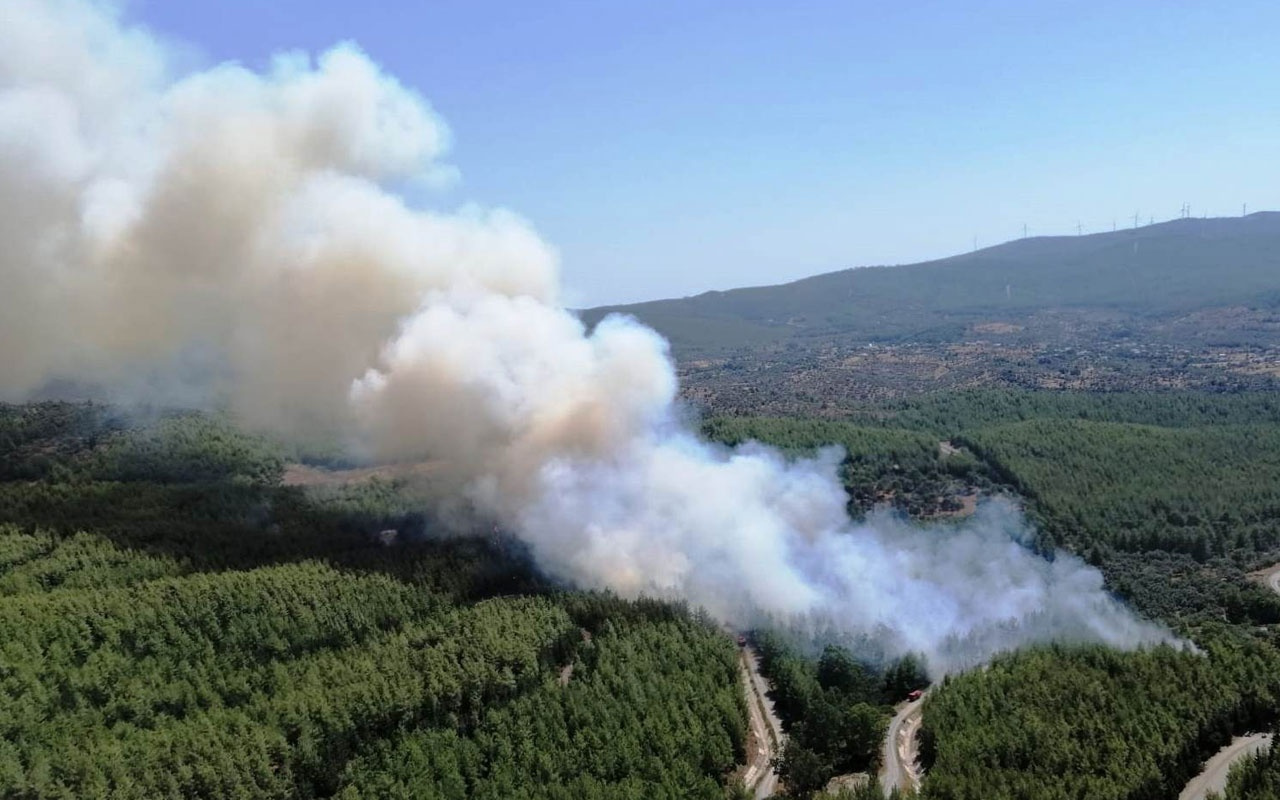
[582,212,1280,355]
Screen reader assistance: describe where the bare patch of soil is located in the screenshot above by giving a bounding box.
[282,460,444,487]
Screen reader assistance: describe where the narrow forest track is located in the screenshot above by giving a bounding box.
[879,695,925,794]
[1260,562,1280,595]
[1178,734,1273,800]
[739,645,786,799]
[1175,565,1279,800]
[1247,561,1280,595]
[1177,560,1280,798]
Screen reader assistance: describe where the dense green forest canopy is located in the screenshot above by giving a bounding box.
[0,403,747,799]
[960,420,1280,557]
[5,391,1280,800]
[846,389,1280,435]
[703,389,1280,800]
[919,638,1280,800]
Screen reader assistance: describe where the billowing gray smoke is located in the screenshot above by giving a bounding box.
[1,0,1172,671]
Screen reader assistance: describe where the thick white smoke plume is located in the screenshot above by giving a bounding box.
[1,0,1172,670]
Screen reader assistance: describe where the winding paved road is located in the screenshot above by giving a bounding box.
[739,645,786,799]
[879,695,925,794]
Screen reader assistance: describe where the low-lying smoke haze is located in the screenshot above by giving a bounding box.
[0,0,1173,671]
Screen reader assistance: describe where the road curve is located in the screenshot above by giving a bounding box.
[1174,563,1277,800]
[880,695,925,794]
[739,645,786,799]
[1178,734,1272,800]
[1247,561,1280,596]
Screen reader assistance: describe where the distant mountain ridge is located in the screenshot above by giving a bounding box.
[582,212,1280,355]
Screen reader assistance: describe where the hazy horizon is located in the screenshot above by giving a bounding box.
[133,1,1280,306]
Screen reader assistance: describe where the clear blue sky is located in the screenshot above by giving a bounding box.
[134,1,1280,306]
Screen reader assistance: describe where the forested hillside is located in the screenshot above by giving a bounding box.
[920,639,1280,800]
[961,421,1280,557]
[7,390,1280,800]
[0,403,746,799]
[703,390,1280,799]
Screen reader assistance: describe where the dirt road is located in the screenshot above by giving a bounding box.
[740,645,786,799]
[1257,562,1280,595]
[880,695,925,794]
[1178,733,1272,800]
[1175,562,1278,799]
